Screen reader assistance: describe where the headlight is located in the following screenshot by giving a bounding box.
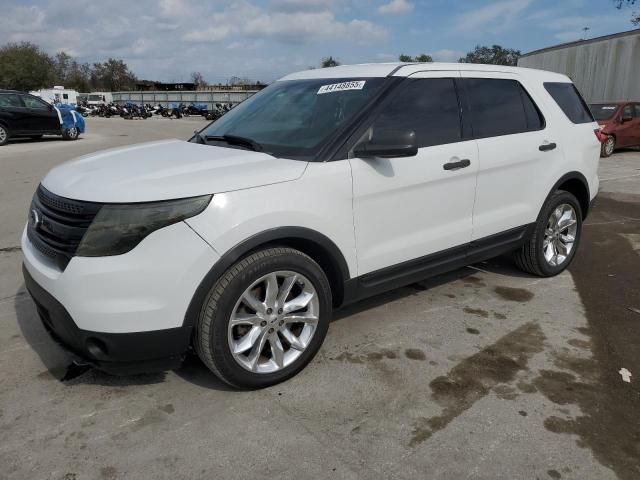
[76,195,212,257]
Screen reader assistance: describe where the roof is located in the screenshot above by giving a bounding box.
[520,28,640,58]
[0,89,22,94]
[279,62,570,82]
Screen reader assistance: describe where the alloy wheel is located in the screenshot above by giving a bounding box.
[543,204,578,267]
[0,126,7,143]
[227,271,319,374]
[604,137,615,156]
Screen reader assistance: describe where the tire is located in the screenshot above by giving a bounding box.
[514,190,583,277]
[62,127,79,141]
[0,124,9,146]
[195,247,332,389]
[601,135,615,157]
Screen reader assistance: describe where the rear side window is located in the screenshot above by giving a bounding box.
[0,94,22,108]
[463,78,544,138]
[634,104,640,118]
[372,78,462,148]
[544,82,594,124]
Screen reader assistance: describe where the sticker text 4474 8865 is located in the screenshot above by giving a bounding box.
[317,81,366,95]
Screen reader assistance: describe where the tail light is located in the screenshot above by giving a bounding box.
[594,129,607,144]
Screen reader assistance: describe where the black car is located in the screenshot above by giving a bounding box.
[0,90,80,146]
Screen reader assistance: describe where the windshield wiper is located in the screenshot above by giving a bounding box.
[205,134,263,152]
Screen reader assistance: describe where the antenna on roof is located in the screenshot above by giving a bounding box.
[582,27,590,40]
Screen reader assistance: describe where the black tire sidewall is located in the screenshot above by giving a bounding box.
[533,191,583,276]
[0,125,9,146]
[601,136,614,157]
[205,251,331,389]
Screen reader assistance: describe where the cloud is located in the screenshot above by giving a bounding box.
[183,26,233,43]
[430,49,465,62]
[378,0,414,16]
[269,0,336,12]
[243,11,387,44]
[455,0,532,31]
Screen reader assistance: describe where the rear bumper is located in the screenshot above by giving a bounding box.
[23,264,191,375]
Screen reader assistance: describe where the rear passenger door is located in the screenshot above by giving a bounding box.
[350,72,479,275]
[0,93,30,134]
[459,72,562,241]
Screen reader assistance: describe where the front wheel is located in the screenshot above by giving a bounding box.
[514,190,582,277]
[62,127,79,141]
[195,247,332,389]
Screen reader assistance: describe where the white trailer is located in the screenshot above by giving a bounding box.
[86,92,113,106]
[30,86,80,105]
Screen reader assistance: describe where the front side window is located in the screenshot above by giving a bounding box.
[22,95,49,110]
[464,78,544,138]
[544,82,594,124]
[199,77,386,160]
[0,94,22,108]
[622,105,633,118]
[370,78,462,148]
[633,104,640,118]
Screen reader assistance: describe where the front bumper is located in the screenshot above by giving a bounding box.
[24,265,190,374]
[21,220,221,374]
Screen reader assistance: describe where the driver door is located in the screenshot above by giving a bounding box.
[349,72,478,276]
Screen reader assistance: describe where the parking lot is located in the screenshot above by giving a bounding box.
[0,118,639,480]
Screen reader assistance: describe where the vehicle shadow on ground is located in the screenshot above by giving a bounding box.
[13,255,531,391]
[5,137,84,147]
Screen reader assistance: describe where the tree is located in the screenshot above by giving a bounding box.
[459,45,521,66]
[321,56,340,68]
[398,54,433,62]
[0,42,54,91]
[91,58,136,91]
[613,0,640,25]
[190,71,208,89]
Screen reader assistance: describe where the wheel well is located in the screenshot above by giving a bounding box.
[557,177,590,219]
[253,238,346,307]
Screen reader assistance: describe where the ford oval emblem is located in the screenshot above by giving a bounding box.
[30,209,41,229]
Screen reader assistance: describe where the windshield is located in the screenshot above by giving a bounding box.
[590,104,619,121]
[198,77,386,160]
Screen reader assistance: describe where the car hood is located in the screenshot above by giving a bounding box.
[42,139,308,203]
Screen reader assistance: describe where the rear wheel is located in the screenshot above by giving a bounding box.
[601,135,615,157]
[514,190,582,277]
[195,247,331,389]
[0,124,9,146]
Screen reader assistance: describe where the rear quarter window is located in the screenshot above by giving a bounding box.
[544,82,594,124]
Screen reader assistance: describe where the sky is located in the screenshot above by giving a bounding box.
[0,0,636,83]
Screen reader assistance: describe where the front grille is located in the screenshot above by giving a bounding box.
[27,185,103,270]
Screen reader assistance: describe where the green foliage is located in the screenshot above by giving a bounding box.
[398,54,433,62]
[0,42,54,91]
[321,56,340,68]
[0,42,137,92]
[458,45,521,66]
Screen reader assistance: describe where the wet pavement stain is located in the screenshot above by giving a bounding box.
[463,307,489,318]
[405,348,426,361]
[409,322,545,447]
[543,194,640,480]
[334,349,397,364]
[466,327,480,335]
[493,286,534,302]
[547,469,562,479]
[0,246,21,254]
[494,312,507,320]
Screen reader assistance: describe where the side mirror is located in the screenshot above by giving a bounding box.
[621,116,633,123]
[354,129,418,158]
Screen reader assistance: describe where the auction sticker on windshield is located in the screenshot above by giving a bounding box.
[317,81,366,95]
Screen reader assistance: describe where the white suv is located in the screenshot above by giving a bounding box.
[22,63,600,388]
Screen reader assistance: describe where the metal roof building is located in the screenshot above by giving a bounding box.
[517,29,640,103]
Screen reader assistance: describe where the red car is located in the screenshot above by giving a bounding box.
[590,101,640,157]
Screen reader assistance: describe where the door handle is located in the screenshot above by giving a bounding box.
[539,142,557,152]
[443,159,471,171]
